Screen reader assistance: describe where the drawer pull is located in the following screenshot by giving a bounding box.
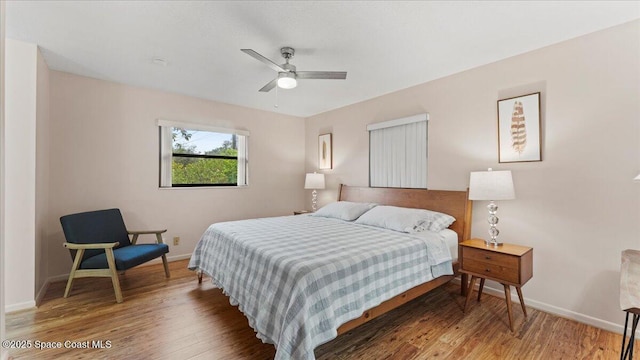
[485,256,492,260]
[364,311,370,319]
[485,269,491,273]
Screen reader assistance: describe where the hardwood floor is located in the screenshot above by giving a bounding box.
[5,259,632,359]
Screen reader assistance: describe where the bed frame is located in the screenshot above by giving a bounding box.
[335,184,472,335]
[194,184,473,336]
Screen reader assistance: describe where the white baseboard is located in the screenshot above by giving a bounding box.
[453,278,639,337]
[5,300,36,314]
[35,281,50,307]
[136,253,192,267]
[169,253,192,262]
[47,273,69,283]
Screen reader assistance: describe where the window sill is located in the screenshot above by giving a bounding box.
[158,185,249,190]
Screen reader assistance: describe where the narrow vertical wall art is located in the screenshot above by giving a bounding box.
[318,133,333,169]
[497,92,541,163]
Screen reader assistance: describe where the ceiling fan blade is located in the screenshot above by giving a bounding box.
[296,71,347,80]
[259,78,278,92]
[241,49,286,72]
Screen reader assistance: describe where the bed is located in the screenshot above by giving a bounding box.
[188,185,472,360]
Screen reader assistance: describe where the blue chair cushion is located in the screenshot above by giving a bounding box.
[80,244,169,270]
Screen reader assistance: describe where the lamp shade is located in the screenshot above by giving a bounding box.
[469,169,515,201]
[277,72,297,89]
[304,173,325,190]
[635,173,640,181]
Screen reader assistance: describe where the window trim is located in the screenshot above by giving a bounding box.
[158,119,249,188]
[366,113,429,131]
[157,119,250,137]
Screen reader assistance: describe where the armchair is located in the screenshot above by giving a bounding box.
[60,208,170,303]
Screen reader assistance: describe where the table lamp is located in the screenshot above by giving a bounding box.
[469,168,515,246]
[304,172,325,211]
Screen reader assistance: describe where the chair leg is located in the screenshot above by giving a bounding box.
[198,271,203,284]
[64,249,84,298]
[632,315,639,359]
[622,312,640,360]
[621,312,629,360]
[105,248,123,303]
[162,254,170,278]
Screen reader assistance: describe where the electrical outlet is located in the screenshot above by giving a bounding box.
[173,236,180,246]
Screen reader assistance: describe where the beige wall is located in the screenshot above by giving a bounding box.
[5,39,37,310]
[306,20,640,332]
[47,71,306,278]
[35,48,50,301]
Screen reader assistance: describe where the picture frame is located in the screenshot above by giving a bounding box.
[318,133,333,169]
[497,92,541,163]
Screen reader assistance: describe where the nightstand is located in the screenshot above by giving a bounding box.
[460,239,533,332]
[293,210,310,215]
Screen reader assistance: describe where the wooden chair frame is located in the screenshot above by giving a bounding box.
[64,229,169,303]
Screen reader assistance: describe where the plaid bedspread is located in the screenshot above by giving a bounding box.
[188,214,453,360]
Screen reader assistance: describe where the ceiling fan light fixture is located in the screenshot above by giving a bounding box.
[242,48,346,92]
[277,72,297,89]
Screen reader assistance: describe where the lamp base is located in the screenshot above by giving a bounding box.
[486,201,503,247]
[485,240,504,247]
[311,189,318,212]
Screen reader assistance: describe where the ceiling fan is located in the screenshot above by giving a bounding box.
[241,47,347,92]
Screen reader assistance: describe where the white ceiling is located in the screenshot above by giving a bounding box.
[7,1,640,118]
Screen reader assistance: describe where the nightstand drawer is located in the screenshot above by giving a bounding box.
[462,247,519,269]
[462,258,520,283]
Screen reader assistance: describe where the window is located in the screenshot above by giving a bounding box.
[158,120,249,187]
[367,113,428,189]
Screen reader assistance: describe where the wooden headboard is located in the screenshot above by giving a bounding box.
[338,184,472,243]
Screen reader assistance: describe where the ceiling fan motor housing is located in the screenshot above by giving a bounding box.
[282,63,296,72]
[281,47,295,59]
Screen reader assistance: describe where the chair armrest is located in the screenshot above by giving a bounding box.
[127,229,167,245]
[64,242,119,250]
[127,229,167,235]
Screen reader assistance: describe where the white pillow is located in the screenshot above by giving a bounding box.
[354,205,456,233]
[427,211,456,232]
[311,201,377,221]
[354,206,430,233]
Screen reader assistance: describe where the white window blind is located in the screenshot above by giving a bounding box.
[367,113,428,188]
